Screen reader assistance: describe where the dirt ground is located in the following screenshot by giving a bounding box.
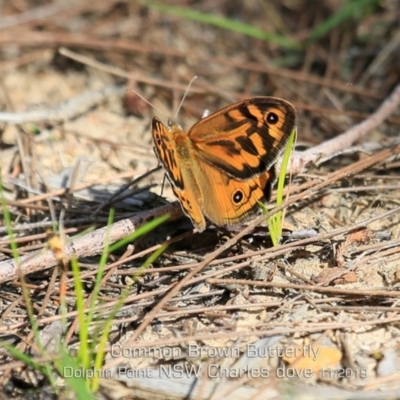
[0,1,400,399]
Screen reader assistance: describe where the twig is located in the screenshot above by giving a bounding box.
[0,203,182,284]
[207,278,400,298]
[59,47,208,96]
[0,85,125,124]
[290,81,400,174]
[2,170,138,206]
[0,1,74,30]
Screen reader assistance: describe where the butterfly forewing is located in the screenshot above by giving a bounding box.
[152,117,207,230]
[188,97,296,180]
[152,117,185,190]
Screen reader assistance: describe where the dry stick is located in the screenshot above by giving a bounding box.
[3,169,137,207]
[290,81,400,175]
[0,218,103,235]
[59,47,208,96]
[0,203,182,283]
[0,2,73,30]
[0,85,125,124]
[206,279,400,299]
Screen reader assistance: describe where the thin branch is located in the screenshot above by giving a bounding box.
[290,81,400,174]
[0,203,182,284]
[0,85,125,124]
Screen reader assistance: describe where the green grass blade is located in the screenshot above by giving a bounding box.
[70,257,90,370]
[309,0,379,41]
[0,177,20,262]
[1,341,47,371]
[56,350,94,400]
[1,340,57,389]
[143,2,300,49]
[268,127,297,246]
[91,241,169,391]
[108,213,170,253]
[86,209,116,330]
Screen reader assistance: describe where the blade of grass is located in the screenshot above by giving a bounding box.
[143,2,300,50]
[70,256,90,370]
[268,127,297,246]
[91,235,169,391]
[86,208,116,330]
[109,213,171,253]
[1,341,49,371]
[309,0,379,41]
[56,350,94,400]
[0,177,20,262]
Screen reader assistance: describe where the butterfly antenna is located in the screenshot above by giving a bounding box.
[127,89,167,118]
[174,76,198,120]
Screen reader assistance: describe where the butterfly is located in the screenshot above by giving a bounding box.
[152,97,297,232]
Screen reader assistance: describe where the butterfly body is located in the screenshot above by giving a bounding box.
[152,97,297,232]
